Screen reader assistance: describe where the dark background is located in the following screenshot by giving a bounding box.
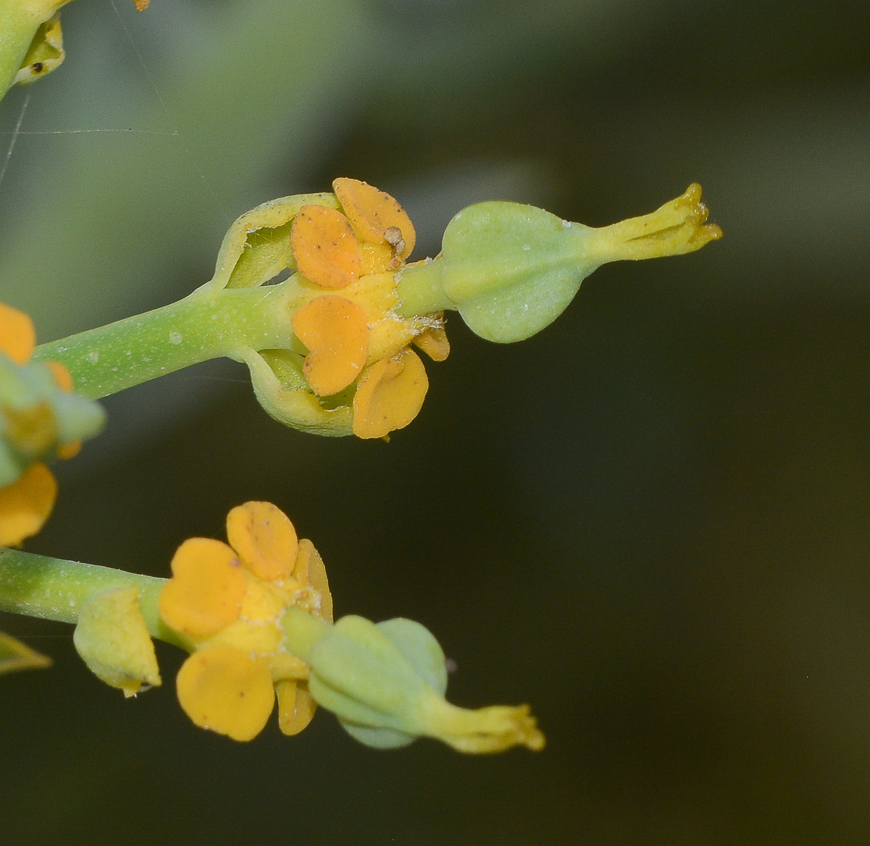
[2,0,870,843]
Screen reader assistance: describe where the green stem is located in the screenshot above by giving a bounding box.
[31,281,305,399]
[395,258,455,320]
[0,547,183,647]
[282,604,331,661]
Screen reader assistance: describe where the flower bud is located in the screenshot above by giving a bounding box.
[284,609,544,753]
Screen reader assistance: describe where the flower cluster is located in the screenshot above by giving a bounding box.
[153,501,544,752]
[158,501,333,741]
[0,301,104,546]
[33,180,719,444]
[1,176,721,754]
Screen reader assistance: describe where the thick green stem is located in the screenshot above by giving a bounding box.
[31,281,305,399]
[0,547,182,647]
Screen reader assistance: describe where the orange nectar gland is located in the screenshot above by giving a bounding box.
[158,502,333,742]
[288,178,448,439]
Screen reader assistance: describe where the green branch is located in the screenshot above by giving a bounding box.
[0,547,181,647]
[32,282,306,399]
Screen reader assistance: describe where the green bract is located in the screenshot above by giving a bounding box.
[13,14,64,86]
[207,193,339,291]
[0,0,68,101]
[0,0,146,104]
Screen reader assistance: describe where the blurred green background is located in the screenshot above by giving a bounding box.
[2,0,870,843]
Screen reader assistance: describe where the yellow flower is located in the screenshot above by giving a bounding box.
[0,302,104,546]
[158,502,333,741]
[1,302,59,546]
[221,180,716,440]
[277,178,450,439]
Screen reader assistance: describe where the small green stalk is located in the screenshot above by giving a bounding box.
[393,259,455,319]
[0,547,181,647]
[282,604,332,659]
[32,281,305,399]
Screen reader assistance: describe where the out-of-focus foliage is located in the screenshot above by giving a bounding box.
[1,0,869,844]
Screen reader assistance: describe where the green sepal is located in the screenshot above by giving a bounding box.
[207,193,339,291]
[73,586,161,698]
[239,347,353,437]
